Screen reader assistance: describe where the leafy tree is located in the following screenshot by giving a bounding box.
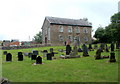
[33,31,42,43]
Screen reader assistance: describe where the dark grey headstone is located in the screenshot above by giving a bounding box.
[47,53,52,60]
[36,56,42,64]
[82,44,89,57]
[6,53,12,61]
[88,44,93,50]
[111,43,114,51]
[66,45,71,55]
[109,53,116,62]
[31,55,37,60]
[18,52,23,61]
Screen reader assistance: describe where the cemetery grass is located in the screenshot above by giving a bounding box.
[2,46,119,82]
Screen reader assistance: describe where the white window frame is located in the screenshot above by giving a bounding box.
[68,26,72,33]
[76,27,80,33]
[59,35,64,41]
[59,26,64,32]
[83,27,88,33]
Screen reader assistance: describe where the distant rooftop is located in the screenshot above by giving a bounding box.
[46,16,92,27]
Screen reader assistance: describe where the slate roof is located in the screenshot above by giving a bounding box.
[46,16,92,27]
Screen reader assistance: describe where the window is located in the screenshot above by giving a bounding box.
[59,26,64,32]
[83,27,88,33]
[59,35,64,41]
[76,27,80,33]
[84,36,88,41]
[68,26,72,33]
[68,35,72,41]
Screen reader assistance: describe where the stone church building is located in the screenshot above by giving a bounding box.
[41,16,92,46]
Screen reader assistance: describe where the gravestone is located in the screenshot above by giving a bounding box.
[82,44,89,57]
[31,55,37,60]
[6,53,12,61]
[105,44,109,52]
[18,52,23,61]
[78,48,83,52]
[116,42,120,49]
[111,43,114,51]
[32,50,39,55]
[66,45,71,55]
[50,48,54,57]
[69,45,80,58]
[88,44,93,50]
[95,49,102,60]
[47,53,52,60]
[109,43,116,62]
[3,51,7,55]
[43,50,48,57]
[36,56,42,64]
[28,53,32,58]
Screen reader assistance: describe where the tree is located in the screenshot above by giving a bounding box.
[94,27,109,43]
[33,31,42,43]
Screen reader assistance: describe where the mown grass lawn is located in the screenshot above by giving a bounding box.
[1,45,119,82]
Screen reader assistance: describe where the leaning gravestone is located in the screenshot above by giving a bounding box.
[36,56,42,64]
[3,51,7,55]
[109,43,116,62]
[82,44,89,57]
[95,49,102,60]
[6,53,12,61]
[47,53,52,60]
[78,48,83,52]
[18,52,23,61]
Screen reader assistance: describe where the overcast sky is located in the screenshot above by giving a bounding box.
[0,0,119,41]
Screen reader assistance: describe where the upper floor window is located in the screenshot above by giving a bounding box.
[68,26,72,33]
[83,27,88,33]
[76,27,80,33]
[59,26,64,32]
